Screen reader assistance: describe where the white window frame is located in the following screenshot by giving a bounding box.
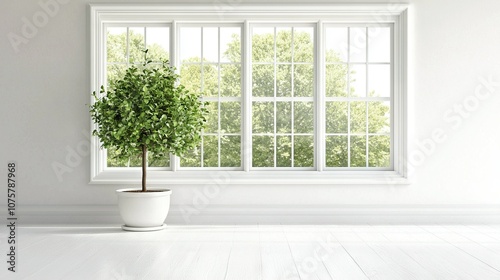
[89,4,408,185]
[249,23,317,171]
[175,23,244,171]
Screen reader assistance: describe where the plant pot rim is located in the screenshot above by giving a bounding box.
[116,188,172,197]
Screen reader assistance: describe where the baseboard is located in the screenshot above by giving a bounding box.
[4,204,500,225]
[169,204,500,225]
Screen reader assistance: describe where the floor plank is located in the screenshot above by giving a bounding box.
[331,226,416,280]
[2,225,500,280]
[383,226,500,280]
[353,226,435,280]
[224,226,262,280]
[422,225,500,273]
[181,227,234,280]
[381,226,476,280]
[319,227,370,280]
[283,226,334,280]
[259,225,300,280]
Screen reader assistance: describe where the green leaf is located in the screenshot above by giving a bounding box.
[89,53,207,164]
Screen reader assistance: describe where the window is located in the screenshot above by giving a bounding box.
[324,26,391,169]
[178,25,243,169]
[90,4,408,184]
[105,25,171,169]
[251,26,315,169]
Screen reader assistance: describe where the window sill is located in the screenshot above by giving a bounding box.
[89,170,410,185]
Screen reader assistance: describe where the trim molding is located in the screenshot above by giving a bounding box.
[8,204,500,225]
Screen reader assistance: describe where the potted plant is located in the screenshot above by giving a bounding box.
[90,50,207,231]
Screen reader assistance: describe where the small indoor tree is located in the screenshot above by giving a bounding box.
[90,50,207,192]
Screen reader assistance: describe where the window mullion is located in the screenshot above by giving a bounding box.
[316,21,324,171]
[243,21,252,172]
[171,21,178,171]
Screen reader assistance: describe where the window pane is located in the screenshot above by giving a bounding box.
[252,27,274,63]
[293,27,314,63]
[203,135,218,167]
[325,64,348,97]
[325,27,348,62]
[277,135,292,167]
[220,102,241,133]
[368,64,390,97]
[129,27,145,63]
[349,27,366,62]
[294,136,314,167]
[325,136,348,167]
[252,64,274,97]
[276,64,292,97]
[204,102,219,133]
[145,27,169,62]
[350,136,366,167]
[180,147,201,167]
[294,102,314,134]
[203,64,219,97]
[326,101,348,134]
[276,27,292,62]
[106,147,129,167]
[293,64,313,97]
[221,27,241,63]
[251,26,317,169]
[276,102,292,133]
[350,101,366,134]
[203,27,219,63]
[368,101,390,134]
[350,64,366,97]
[220,64,241,97]
[148,152,170,167]
[252,101,274,134]
[369,135,390,167]
[180,64,201,93]
[106,64,127,87]
[368,27,390,63]
[107,27,127,63]
[220,136,241,167]
[178,26,242,170]
[253,136,274,167]
[180,27,201,63]
[128,154,142,167]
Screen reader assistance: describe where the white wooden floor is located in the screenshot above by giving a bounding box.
[2,225,500,279]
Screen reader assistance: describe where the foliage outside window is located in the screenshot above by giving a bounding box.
[105,24,391,170]
[106,23,391,169]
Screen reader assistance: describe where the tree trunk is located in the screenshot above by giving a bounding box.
[142,145,147,192]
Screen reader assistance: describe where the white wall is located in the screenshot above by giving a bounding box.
[1,0,500,224]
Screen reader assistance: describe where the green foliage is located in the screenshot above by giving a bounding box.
[90,51,207,165]
[103,27,391,169]
[247,29,390,168]
[106,30,169,89]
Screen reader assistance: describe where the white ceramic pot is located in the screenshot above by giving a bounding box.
[116,188,172,231]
